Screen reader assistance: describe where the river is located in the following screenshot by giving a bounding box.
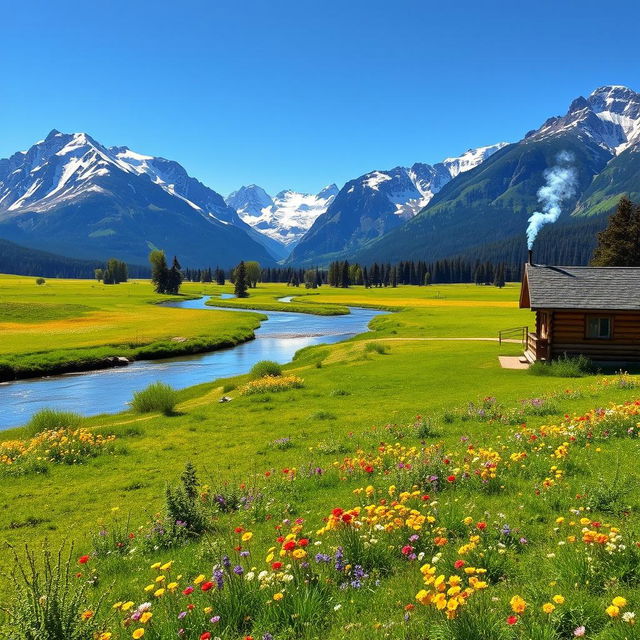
[0,296,383,431]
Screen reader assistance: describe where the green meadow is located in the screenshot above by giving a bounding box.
[1,276,640,640]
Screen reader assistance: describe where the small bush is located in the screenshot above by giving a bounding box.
[365,341,390,355]
[35,277,45,285]
[529,354,593,378]
[130,381,178,415]
[250,360,283,379]
[330,389,351,397]
[270,436,294,450]
[222,382,236,393]
[24,408,83,437]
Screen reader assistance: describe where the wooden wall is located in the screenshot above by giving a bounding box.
[546,310,640,361]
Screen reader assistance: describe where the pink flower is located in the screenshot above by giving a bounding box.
[574,627,586,637]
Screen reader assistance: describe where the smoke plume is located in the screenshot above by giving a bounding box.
[526,150,577,249]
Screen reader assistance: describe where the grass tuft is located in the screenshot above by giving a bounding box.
[529,354,593,377]
[24,408,83,437]
[250,360,283,379]
[130,382,178,415]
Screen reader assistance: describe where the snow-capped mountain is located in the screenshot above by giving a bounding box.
[528,85,640,154]
[0,130,277,266]
[287,143,506,265]
[355,85,640,267]
[226,184,339,248]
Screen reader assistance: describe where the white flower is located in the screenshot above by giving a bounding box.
[334,604,342,611]
[245,571,255,581]
[622,611,636,623]
[258,570,268,581]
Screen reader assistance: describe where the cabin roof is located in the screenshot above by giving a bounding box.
[520,264,640,311]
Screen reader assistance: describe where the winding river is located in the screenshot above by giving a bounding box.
[0,297,384,431]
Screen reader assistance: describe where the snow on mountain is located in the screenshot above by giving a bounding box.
[527,85,640,154]
[226,184,338,247]
[0,130,278,266]
[349,142,508,221]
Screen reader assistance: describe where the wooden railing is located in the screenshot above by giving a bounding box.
[498,326,529,349]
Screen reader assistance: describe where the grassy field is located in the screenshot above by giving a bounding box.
[1,278,640,639]
[0,275,265,380]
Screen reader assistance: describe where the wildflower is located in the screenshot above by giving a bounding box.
[510,595,526,614]
[612,596,628,608]
[78,555,90,564]
[154,588,165,597]
[622,611,636,624]
[194,574,205,584]
[183,587,194,595]
[271,561,283,570]
[160,561,173,571]
[241,532,253,542]
[121,601,135,611]
[552,595,565,604]
[573,626,586,637]
[273,592,284,601]
[140,612,152,624]
[506,616,518,625]
[132,630,145,639]
[447,475,456,483]
[200,634,212,640]
[80,610,93,620]
[201,581,214,591]
[606,605,620,618]
[542,603,555,614]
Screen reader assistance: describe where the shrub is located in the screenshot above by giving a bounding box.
[529,354,593,377]
[312,410,336,420]
[330,388,351,397]
[35,277,45,285]
[238,375,304,395]
[250,360,283,379]
[365,341,390,355]
[130,381,178,415]
[4,545,109,639]
[24,408,83,437]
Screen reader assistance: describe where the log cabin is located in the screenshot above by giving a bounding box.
[519,263,640,363]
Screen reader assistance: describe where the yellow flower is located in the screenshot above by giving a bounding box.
[607,605,620,618]
[154,588,165,597]
[132,630,145,639]
[241,532,253,542]
[112,602,123,610]
[273,592,284,601]
[542,603,555,614]
[193,574,205,585]
[167,582,178,590]
[292,548,307,560]
[612,597,628,608]
[203,606,212,614]
[140,612,152,624]
[155,575,165,583]
[150,562,161,570]
[510,595,527,614]
[121,601,135,611]
[80,610,94,620]
[98,634,113,640]
[160,561,173,571]
[552,595,565,605]
[143,584,154,592]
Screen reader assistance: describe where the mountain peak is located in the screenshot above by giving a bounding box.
[45,129,62,140]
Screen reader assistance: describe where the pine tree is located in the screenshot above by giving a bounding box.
[167,256,183,294]
[234,261,249,297]
[591,196,640,266]
[341,261,350,288]
[149,250,169,294]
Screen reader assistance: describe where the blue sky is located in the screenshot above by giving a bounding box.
[2,0,640,196]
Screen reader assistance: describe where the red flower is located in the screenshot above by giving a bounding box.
[404,603,415,611]
[506,616,518,625]
[364,465,374,474]
[271,561,283,570]
[200,633,212,640]
[78,555,90,565]
[183,587,194,595]
[298,538,309,547]
[421,495,430,501]
[401,545,413,555]
[201,581,214,591]
[476,522,487,530]
[332,508,344,518]
[283,540,296,551]
[187,604,195,610]
[454,559,465,569]
[341,513,353,523]
[447,475,456,483]
[234,527,244,534]
[276,535,285,543]
[128,533,135,539]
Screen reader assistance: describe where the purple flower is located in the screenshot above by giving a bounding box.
[240,550,250,557]
[210,615,221,624]
[213,568,224,589]
[263,634,274,640]
[222,555,231,569]
[233,565,244,575]
[315,553,331,563]
[178,611,187,620]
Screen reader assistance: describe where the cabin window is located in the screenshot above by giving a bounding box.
[586,316,612,339]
